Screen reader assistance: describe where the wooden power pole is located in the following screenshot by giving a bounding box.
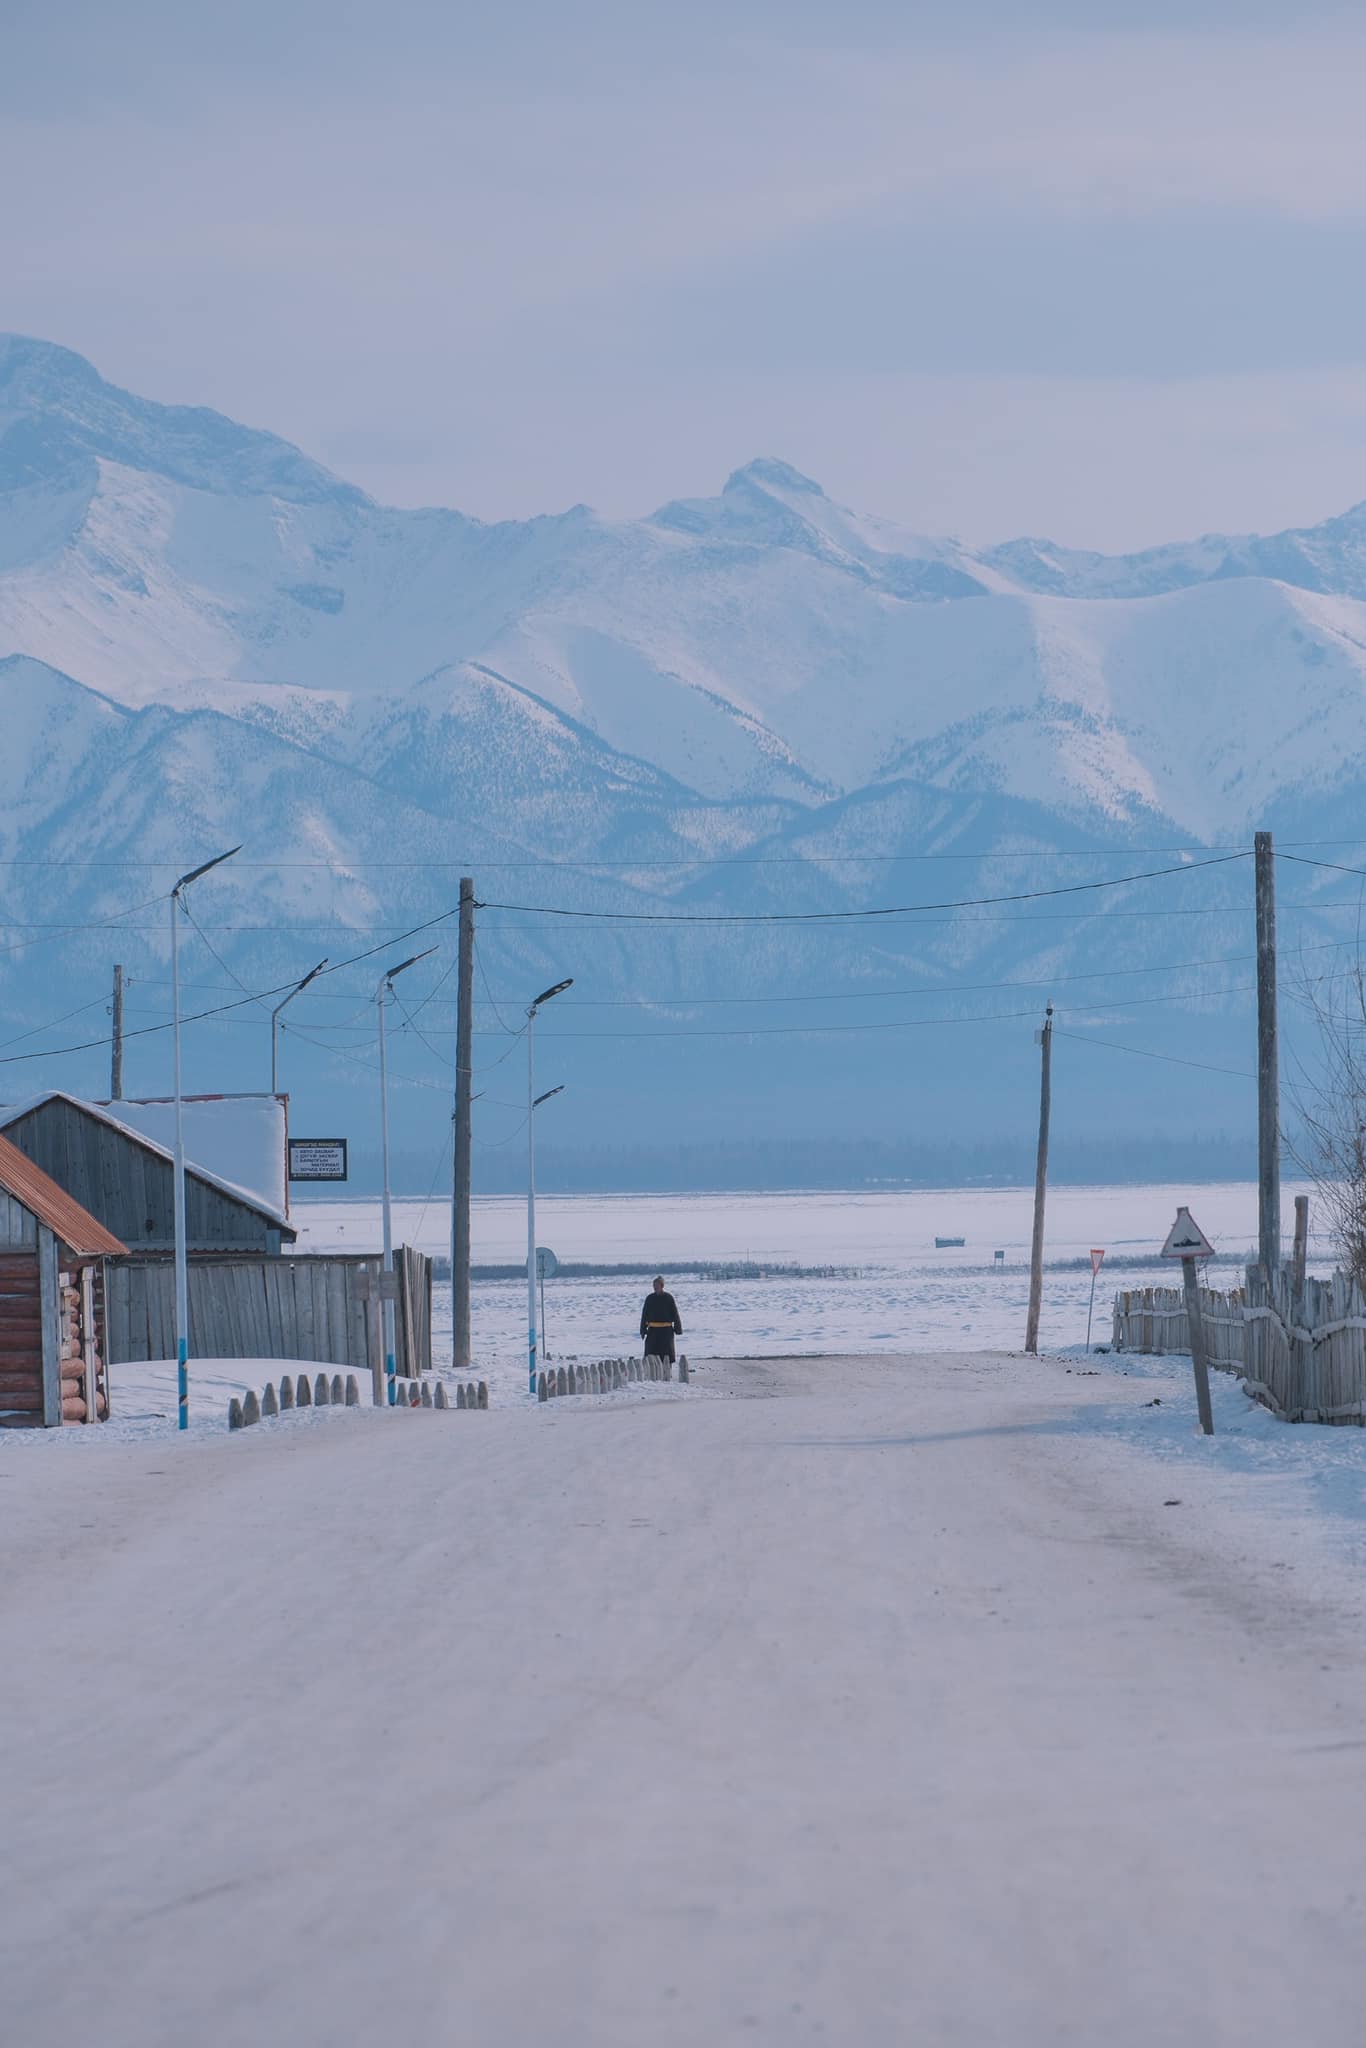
[110,964,125,1100]
[1024,1003,1053,1355]
[1254,830,1280,1277]
[451,877,475,1371]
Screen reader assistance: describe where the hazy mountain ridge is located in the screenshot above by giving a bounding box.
[0,336,1360,1160]
[3,334,1364,844]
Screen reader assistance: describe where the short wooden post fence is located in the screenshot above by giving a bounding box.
[536,1355,690,1401]
[228,1371,488,1430]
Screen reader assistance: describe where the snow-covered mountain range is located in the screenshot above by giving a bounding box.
[0,334,1358,1172]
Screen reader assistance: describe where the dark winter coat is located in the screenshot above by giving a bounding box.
[640,1290,682,1358]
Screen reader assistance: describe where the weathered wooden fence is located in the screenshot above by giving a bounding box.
[1114,1268,1366,1425]
[1111,1283,1247,1368]
[1241,1267,1366,1425]
[106,1247,432,1378]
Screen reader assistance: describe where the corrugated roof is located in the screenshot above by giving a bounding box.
[0,1131,126,1256]
[0,1091,296,1238]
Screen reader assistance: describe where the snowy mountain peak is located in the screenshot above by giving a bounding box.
[0,333,361,508]
[724,456,828,499]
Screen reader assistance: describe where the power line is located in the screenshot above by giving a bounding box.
[0,909,457,1069]
[1053,1029,1254,1081]
[0,892,167,958]
[518,982,1261,1042]
[1277,852,1366,881]
[478,898,1366,930]
[122,931,1364,1007]
[480,853,1248,925]
[1,839,1364,873]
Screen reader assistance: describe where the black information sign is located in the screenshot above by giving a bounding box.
[288,1138,348,1183]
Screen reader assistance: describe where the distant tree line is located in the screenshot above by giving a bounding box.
[337,1130,1261,1197]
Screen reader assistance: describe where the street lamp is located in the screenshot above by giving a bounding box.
[171,845,241,1431]
[532,1085,565,1358]
[271,957,329,1096]
[526,979,572,1394]
[376,947,437,1401]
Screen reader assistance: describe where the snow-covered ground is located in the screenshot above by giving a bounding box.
[6,1345,1366,2047]
[297,1179,1322,1371]
[0,1181,1327,1434]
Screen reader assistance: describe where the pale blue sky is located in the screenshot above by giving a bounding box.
[7,1,1366,547]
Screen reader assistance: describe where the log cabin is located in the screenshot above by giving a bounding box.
[0,1130,126,1428]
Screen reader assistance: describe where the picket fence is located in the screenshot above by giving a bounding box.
[105,1247,433,1379]
[1113,1267,1366,1425]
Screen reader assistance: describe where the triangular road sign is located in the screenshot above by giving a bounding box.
[1160,1206,1215,1260]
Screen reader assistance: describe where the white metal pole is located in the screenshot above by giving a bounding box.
[378,977,397,1404]
[166,844,240,1433]
[171,889,189,1432]
[527,1005,538,1397]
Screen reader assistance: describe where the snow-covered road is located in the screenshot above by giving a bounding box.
[6,1352,1366,2046]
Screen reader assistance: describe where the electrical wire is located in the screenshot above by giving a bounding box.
[0,891,167,958]
[2,838,1364,871]
[1277,852,1366,881]
[181,901,273,1014]
[0,994,117,1053]
[1053,1029,1254,1081]
[0,908,460,1068]
[480,853,1248,925]
[474,935,521,1034]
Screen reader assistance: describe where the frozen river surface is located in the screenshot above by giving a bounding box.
[292,1181,1322,1368]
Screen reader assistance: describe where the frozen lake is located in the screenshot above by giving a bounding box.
[291,1182,1324,1368]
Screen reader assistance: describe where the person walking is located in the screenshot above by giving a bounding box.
[640,1275,682,1366]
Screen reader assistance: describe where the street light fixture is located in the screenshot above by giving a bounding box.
[526,979,573,1394]
[171,844,241,1431]
[270,957,329,1096]
[532,1085,565,1356]
[376,947,438,1401]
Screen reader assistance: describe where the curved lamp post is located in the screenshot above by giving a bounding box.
[270,957,329,1096]
[526,980,572,1394]
[376,947,437,1400]
[171,845,241,1431]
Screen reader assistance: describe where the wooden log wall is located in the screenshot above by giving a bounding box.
[106,1250,434,1378]
[56,1259,109,1422]
[0,1251,42,1427]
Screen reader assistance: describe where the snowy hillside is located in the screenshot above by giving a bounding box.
[0,333,1361,1165]
[5,333,1366,832]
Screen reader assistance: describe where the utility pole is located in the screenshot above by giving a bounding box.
[110,964,125,1100]
[1292,1193,1309,1307]
[1024,1003,1053,1355]
[452,877,475,1372]
[1255,830,1280,1278]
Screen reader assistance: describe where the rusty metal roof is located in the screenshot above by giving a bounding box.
[0,1131,126,1257]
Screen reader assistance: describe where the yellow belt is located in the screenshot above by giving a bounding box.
[646,1322,674,1328]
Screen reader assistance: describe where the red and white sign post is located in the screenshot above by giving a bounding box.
[1085,1248,1106,1351]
